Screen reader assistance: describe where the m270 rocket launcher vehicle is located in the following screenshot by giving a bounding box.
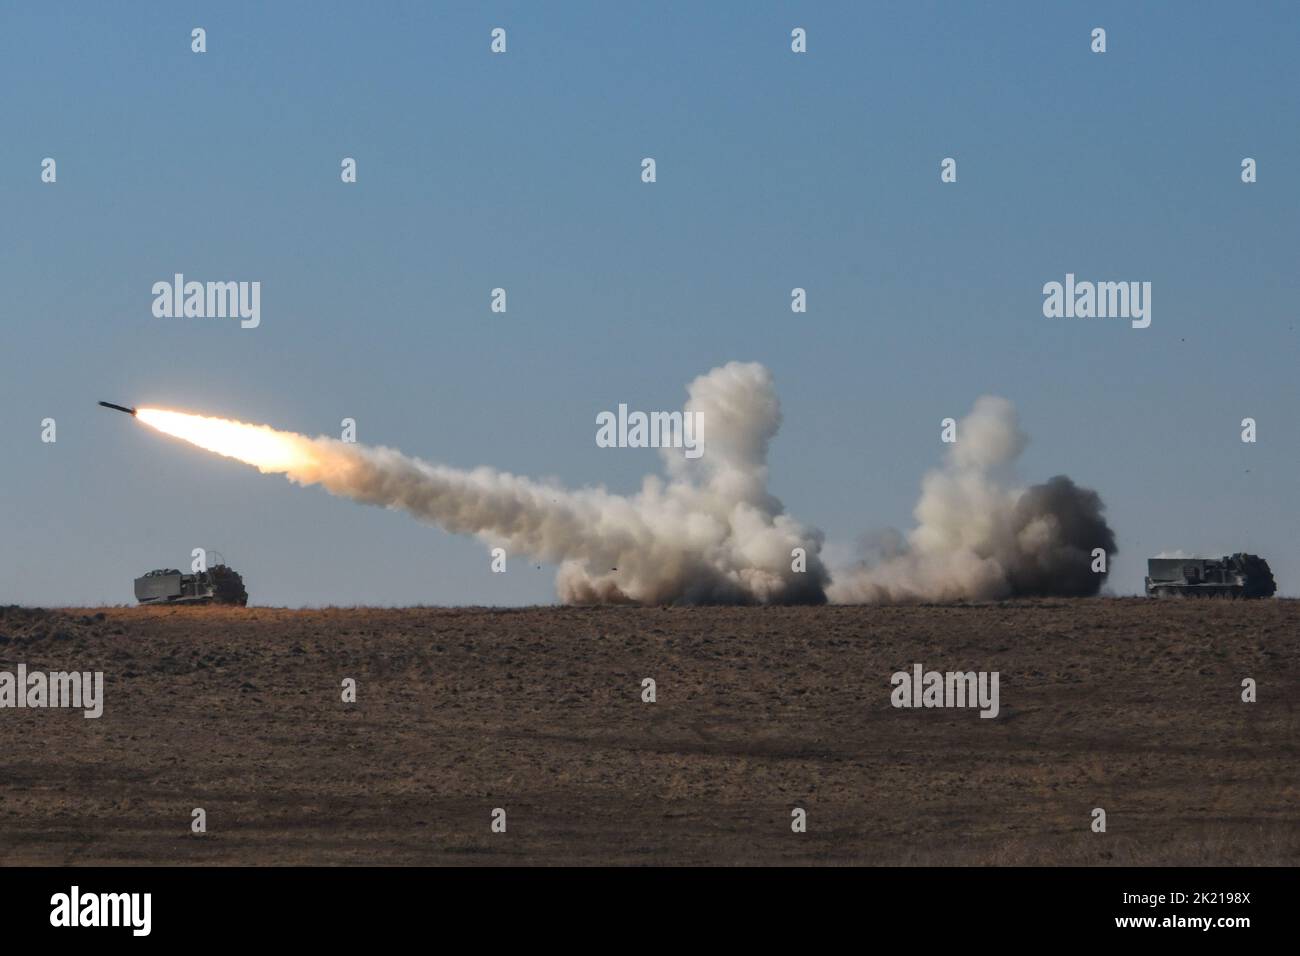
[1145,554,1276,599]
[134,565,248,606]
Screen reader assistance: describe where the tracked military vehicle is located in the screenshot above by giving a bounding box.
[1145,554,1276,599]
[134,564,248,606]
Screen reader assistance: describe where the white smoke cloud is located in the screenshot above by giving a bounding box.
[828,396,1115,603]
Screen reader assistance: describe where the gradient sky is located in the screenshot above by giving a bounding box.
[3,1,1297,606]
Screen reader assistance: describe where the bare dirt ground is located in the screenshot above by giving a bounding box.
[0,600,1295,866]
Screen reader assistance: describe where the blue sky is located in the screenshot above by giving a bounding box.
[2,1,1297,605]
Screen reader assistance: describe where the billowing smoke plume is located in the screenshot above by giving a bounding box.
[140,364,1114,605]
[828,396,1115,603]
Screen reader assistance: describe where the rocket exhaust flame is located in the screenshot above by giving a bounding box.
[126,363,1114,605]
[136,408,317,474]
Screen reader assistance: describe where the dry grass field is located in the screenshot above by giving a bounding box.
[1,599,1296,865]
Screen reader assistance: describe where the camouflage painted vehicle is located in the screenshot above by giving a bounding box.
[134,565,248,606]
[1144,554,1276,599]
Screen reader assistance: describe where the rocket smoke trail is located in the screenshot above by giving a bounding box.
[134,363,1114,605]
[138,362,828,605]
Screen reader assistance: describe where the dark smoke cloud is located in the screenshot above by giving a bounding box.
[1004,476,1116,597]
